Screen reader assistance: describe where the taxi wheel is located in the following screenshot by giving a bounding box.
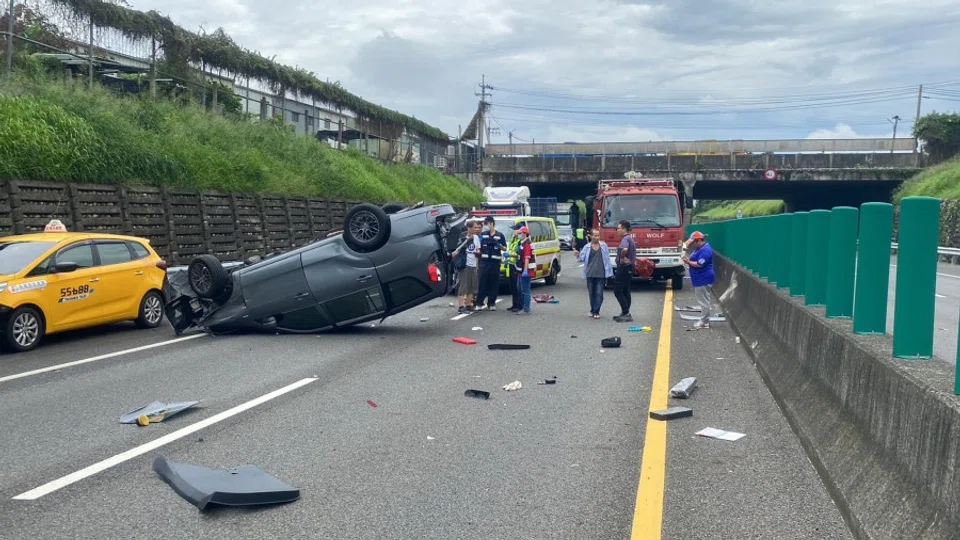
[135,291,165,329]
[2,306,45,353]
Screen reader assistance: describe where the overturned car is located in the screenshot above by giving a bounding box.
[164,202,467,335]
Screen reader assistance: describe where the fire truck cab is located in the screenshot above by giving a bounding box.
[587,172,686,290]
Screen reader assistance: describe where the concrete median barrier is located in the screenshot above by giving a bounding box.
[713,253,960,540]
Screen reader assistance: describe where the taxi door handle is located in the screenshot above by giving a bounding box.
[134,271,144,276]
[89,278,100,283]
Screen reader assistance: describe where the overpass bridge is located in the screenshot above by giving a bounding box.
[479,138,925,211]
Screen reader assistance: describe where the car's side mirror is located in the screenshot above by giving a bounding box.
[54,261,80,273]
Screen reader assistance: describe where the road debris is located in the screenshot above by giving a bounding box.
[420,317,430,322]
[487,343,531,350]
[533,294,556,303]
[153,456,300,510]
[464,389,491,400]
[678,313,727,322]
[669,377,698,399]
[649,407,693,421]
[472,326,483,331]
[696,427,746,441]
[366,400,378,408]
[537,377,557,385]
[600,337,621,348]
[628,326,652,332]
[502,380,522,391]
[120,400,200,425]
[674,305,701,312]
[453,337,478,345]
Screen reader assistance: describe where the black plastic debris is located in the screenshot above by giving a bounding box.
[537,378,557,385]
[120,401,200,424]
[600,336,621,348]
[669,377,698,399]
[487,344,531,350]
[464,389,491,399]
[649,407,693,421]
[153,456,300,510]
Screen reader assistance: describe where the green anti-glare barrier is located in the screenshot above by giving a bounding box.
[790,212,809,297]
[853,203,894,334]
[893,196,941,359]
[825,206,859,318]
[804,209,831,306]
[776,213,792,290]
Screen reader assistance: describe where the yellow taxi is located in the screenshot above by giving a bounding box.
[0,220,169,352]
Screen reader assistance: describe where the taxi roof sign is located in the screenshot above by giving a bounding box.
[44,219,67,232]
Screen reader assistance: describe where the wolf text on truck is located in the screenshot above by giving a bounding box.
[586,172,687,290]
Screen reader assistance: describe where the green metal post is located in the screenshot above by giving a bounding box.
[853,203,893,334]
[892,196,941,359]
[804,209,830,306]
[789,212,808,297]
[825,206,859,318]
[776,213,792,289]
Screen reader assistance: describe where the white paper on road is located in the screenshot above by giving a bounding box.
[696,427,746,441]
[502,380,522,391]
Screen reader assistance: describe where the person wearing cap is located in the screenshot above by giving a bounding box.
[475,216,507,311]
[517,225,534,314]
[682,231,715,329]
[504,221,525,312]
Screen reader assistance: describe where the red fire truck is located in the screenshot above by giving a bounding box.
[586,172,687,290]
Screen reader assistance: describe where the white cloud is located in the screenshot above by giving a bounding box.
[806,123,891,139]
[114,0,959,143]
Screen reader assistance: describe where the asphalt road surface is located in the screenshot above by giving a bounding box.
[0,262,850,539]
[888,255,960,364]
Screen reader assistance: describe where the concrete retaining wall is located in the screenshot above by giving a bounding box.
[713,253,960,540]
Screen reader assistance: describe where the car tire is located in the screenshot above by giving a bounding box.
[2,305,44,353]
[381,202,406,214]
[344,203,391,253]
[135,290,165,329]
[545,261,559,285]
[188,254,229,299]
[672,275,684,290]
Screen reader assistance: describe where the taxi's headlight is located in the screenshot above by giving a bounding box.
[0,282,7,293]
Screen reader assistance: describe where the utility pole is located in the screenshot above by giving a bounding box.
[888,115,900,153]
[475,74,493,167]
[5,0,14,77]
[913,84,923,160]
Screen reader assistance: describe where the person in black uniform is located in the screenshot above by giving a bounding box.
[475,216,507,311]
[505,221,525,312]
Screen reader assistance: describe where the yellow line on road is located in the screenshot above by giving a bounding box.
[630,287,673,540]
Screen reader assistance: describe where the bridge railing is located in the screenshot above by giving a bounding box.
[485,138,918,156]
[695,196,957,394]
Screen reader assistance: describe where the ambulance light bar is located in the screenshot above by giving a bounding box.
[472,209,519,216]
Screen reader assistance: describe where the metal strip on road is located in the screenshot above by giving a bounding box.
[631,288,674,540]
[12,377,319,501]
[0,334,208,384]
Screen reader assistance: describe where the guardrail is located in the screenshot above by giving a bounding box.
[891,242,960,257]
[696,197,958,394]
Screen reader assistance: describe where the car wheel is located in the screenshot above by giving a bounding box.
[344,203,391,253]
[545,261,559,285]
[672,275,684,290]
[382,202,406,214]
[2,306,44,353]
[188,254,229,299]
[135,290,165,329]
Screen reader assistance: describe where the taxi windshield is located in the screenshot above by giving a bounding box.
[0,241,57,275]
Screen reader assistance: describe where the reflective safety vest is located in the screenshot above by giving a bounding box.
[502,236,521,277]
[575,228,585,240]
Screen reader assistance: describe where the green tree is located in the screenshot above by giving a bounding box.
[913,112,960,162]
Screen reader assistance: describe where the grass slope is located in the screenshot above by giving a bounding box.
[893,158,960,202]
[696,200,784,220]
[0,76,482,206]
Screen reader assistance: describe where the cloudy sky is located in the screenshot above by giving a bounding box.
[112,0,960,143]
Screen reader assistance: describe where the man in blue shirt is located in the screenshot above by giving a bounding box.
[614,219,637,323]
[682,231,715,329]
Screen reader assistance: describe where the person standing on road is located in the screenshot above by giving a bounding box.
[613,219,636,323]
[453,220,481,314]
[574,228,613,319]
[505,222,524,312]
[682,231,715,329]
[476,216,507,311]
[517,225,534,314]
